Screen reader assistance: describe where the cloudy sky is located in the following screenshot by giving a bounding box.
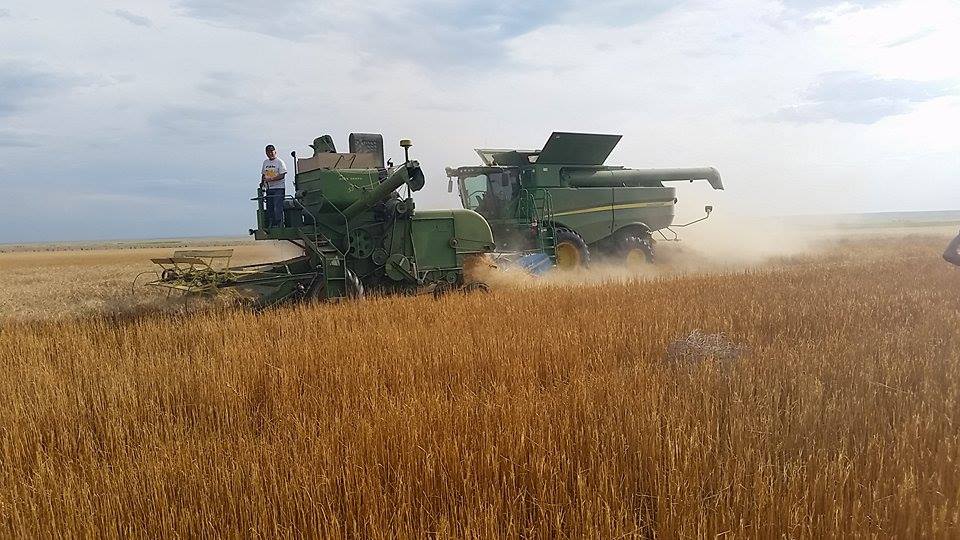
[1,0,958,242]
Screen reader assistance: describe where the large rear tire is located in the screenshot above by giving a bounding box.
[554,227,590,270]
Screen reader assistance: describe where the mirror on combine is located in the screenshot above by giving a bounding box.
[705,205,713,214]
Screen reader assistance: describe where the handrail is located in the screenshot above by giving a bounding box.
[518,187,554,222]
[287,195,319,231]
[250,186,348,259]
[516,187,556,259]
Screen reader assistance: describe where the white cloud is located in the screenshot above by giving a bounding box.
[775,71,956,124]
[113,9,152,27]
[0,0,958,241]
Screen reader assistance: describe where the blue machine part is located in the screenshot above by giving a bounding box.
[515,253,552,275]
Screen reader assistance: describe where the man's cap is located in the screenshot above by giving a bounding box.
[265,144,276,152]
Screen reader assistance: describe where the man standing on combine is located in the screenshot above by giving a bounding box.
[944,229,960,266]
[261,144,287,228]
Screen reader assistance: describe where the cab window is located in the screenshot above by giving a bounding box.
[459,170,520,215]
[461,174,488,211]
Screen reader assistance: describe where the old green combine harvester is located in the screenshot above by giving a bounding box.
[445,132,723,270]
[145,134,495,307]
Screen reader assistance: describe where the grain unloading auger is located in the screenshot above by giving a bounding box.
[144,135,496,308]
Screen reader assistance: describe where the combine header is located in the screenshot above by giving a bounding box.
[445,132,723,269]
[145,135,495,307]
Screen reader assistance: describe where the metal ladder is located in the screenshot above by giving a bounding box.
[519,188,557,262]
[299,230,352,299]
[302,188,357,299]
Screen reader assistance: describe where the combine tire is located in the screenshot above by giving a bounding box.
[461,282,491,294]
[621,235,655,265]
[554,228,590,270]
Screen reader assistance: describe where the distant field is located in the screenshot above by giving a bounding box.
[0,228,958,536]
[785,209,960,229]
[0,236,252,253]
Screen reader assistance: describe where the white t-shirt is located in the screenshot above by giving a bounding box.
[262,158,288,189]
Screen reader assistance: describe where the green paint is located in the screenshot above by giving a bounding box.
[447,131,722,261]
[150,134,495,306]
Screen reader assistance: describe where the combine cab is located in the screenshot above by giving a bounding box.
[445,132,723,269]
[146,134,495,307]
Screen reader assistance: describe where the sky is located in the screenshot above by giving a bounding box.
[1,0,958,242]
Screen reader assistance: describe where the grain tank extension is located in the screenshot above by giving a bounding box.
[445,132,722,268]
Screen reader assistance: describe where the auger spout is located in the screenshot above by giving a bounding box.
[341,161,426,221]
[564,167,723,190]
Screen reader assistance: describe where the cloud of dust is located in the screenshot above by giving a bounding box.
[466,215,833,290]
[657,214,829,268]
[243,240,303,263]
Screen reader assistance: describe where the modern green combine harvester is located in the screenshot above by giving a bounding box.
[144,134,495,307]
[445,132,723,269]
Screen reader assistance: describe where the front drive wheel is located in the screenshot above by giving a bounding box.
[461,282,491,294]
[621,235,655,265]
[554,228,590,270]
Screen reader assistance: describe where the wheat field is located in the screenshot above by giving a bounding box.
[0,241,297,320]
[0,233,958,537]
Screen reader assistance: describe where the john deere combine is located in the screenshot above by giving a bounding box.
[145,134,495,307]
[445,132,723,269]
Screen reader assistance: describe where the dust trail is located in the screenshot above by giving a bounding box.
[469,215,833,290]
[662,214,828,267]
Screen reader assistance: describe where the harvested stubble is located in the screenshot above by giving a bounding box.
[0,235,958,537]
[666,330,743,364]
